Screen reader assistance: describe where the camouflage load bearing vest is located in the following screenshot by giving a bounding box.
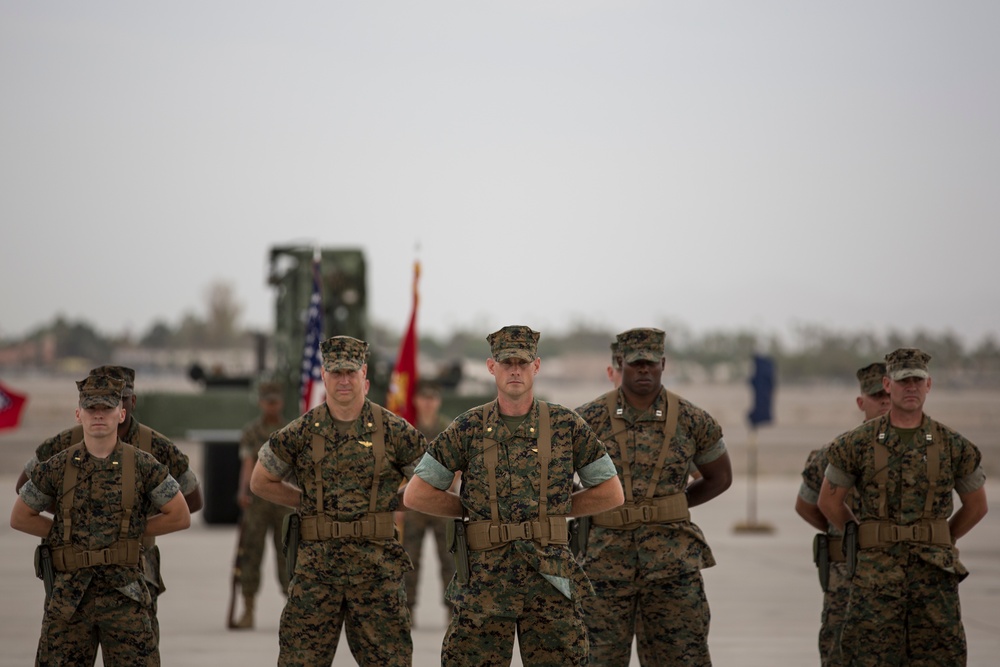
[299,405,396,541]
[858,416,951,549]
[69,424,157,549]
[465,401,570,551]
[591,389,689,529]
[50,442,142,572]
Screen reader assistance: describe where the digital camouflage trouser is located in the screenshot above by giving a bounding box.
[583,568,711,667]
[278,573,411,667]
[819,562,850,667]
[240,495,293,597]
[839,556,966,666]
[37,584,157,666]
[442,586,588,667]
[402,511,455,612]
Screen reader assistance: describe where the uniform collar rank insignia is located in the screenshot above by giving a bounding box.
[655,410,663,417]
[616,408,624,416]
[926,433,933,442]
[358,440,373,448]
[878,432,886,441]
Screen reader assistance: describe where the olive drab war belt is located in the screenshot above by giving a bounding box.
[51,540,142,572]
[465,516,569,551]
[858,519,952,548]
[591,492,689,529]
[299,513,396,540]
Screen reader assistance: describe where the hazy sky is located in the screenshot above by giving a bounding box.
[2,3,998,347]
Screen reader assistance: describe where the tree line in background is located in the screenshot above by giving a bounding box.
[5,305,1000,388]
[412,321,1000,388]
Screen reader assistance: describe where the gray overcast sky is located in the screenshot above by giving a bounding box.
[2,2,998,347]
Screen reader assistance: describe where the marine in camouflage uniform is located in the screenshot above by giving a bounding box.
[232,381,293,629]
[605,340,622,388]
[574,328,732,667]
[250,336,426,667]
[401,379,456,622]
[795,362,890,667]
[10,375,191,666]
[16,365,202,649]
[404,325,624,667]
[819,348,989,666]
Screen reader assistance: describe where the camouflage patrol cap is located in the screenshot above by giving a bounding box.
[320,335,369,372]
[855,362,887,395]
[487,325,540,362]
[616,328,665,364]
[89,365,136,395]
[416,378,442,397]
[77,375,125,408]
[258,381,283,400]
[885,348,932,381]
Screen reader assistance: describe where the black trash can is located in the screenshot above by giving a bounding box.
[189,429,243,525]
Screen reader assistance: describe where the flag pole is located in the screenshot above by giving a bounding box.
[734,427,773,533]
[734,354,775,534]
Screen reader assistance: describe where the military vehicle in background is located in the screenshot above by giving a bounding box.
[138,244,482,524]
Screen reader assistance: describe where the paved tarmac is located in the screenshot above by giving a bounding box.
[2,473,998,666]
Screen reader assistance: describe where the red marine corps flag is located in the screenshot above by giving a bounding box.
[386,260,419,424]
[0,380,28,431]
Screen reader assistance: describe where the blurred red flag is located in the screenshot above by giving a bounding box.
[386,261,419,424]
[0,381,28,431]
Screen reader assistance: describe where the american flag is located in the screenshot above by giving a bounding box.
[299,252,324,414]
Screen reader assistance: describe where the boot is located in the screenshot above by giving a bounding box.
[234,595,255,629]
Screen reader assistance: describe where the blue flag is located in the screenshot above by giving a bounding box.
[748,354,775,428]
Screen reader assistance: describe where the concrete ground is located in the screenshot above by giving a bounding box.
[2,472,998,666]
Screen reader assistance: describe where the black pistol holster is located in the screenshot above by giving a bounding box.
[844,520,859,578]
[569,516,591,560]
[448,517,470,585]
[812,533,830,592]
[283,513,301,583]
[34,543,54,602]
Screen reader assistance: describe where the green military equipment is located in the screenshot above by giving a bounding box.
[844,520,858,578]
[813,533,830,592]
[448,518,470,585]
[569,516,590,560]
[34,543,54,601]
[283,513,301,583]
[134,244,490,525]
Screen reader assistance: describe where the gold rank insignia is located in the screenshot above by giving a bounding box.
[358,440,373,448]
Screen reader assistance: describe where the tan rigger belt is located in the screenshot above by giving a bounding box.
[591,492,689,529]
[51,539,141,572]
[299,512,396,541]
[858,519,951,548]
[465,516,569,551]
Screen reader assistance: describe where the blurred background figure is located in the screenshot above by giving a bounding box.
[232,381,292,629]
[401,379,457,625]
